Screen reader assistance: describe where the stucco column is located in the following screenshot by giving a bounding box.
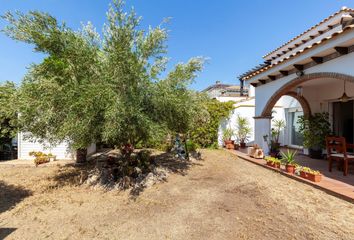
[254,116,271,154]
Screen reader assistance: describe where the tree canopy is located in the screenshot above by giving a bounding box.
[0,81,18,141]
[2,0,205,151]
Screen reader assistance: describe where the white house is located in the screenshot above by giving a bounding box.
[239,7,354,152]
[203,81,298,147]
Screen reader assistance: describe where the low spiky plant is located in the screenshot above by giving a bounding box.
[280,149,297,166]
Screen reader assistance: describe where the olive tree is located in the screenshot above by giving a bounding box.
[2,0,205,162]
[0,81,18,143]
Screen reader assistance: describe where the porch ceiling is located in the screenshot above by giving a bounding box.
[299,77,339,88]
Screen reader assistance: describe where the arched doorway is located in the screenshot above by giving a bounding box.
[254,72,354,149]
[260,72,354,118]
[270,93,307,147]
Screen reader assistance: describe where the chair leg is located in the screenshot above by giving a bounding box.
[344,159,348,176]
[337,160,340,170]
[328,158,332,172]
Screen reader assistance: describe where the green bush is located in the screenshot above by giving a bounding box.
[186,139,200,152]
[190,99,234,148]
[297,112,331,150]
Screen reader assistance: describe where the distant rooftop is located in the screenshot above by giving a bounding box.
[203,81,248,98]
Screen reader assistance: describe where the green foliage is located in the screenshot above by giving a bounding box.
[264,156,281,164]
[300,167,321,175]
[280,149,297,165]
[186,139,200,152]
[222,128,234,141]
[235,114,251,144]
[271,119,285,144]
[297,112,331,150]
[190,99,234,148]
[2,0,205,151]
[0,81,18,140]
[29,151,51,166]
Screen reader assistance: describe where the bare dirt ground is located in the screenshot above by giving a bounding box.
[1,149,354,240]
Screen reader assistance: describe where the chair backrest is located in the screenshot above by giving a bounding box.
[326,136,347,157]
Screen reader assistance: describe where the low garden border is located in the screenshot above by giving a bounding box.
[226,149,354,204]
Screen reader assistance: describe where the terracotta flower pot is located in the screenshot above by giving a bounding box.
[224,140,233,145]
[266,161,280,168]
[285,164,295,174]
[300,171,322,182]
[224,140,234,149]
[240,142,246,148]
[226,143,235,149]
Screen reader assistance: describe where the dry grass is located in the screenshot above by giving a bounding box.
[0,149,354,240]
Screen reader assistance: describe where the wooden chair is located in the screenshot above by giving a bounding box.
[326,136,354,176]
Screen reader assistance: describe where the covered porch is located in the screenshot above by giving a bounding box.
[236,8,354,201]
[239,7,354,161]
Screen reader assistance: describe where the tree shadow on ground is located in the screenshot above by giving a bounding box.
[46,163,95,190]
[153,151,203,176]
[129,151,204,198]
[0,228,17,239]
[47,150,203,198]
[0,181,32,214]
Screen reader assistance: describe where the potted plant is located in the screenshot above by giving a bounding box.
[269,119,285,157]
[280,149,297,174]
[29,151,50,166]
[222,127,235,149]
[264,156,281,169]
[235,115,251,148]
[297,113,331,159]
[299,167,322,182]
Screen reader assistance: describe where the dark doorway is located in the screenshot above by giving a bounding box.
[333,100,354,144]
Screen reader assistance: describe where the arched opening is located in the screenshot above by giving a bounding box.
[261,72,354,118]
[255,72,354,149]
[270,94,306,147]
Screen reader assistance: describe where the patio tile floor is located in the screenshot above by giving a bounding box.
[227,148,354,203]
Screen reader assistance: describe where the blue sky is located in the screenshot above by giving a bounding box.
[1,0,354,91]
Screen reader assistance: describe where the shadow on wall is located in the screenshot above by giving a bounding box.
[0,181,32,214]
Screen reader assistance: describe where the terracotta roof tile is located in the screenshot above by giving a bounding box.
[242,25,354,81]
[263,7,354,59]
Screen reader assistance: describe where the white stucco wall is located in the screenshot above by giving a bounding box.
[17,132,97,160]
[217,97,293,147]
[248,28,354,116]
[17,132,74,160]
[249,49,354,120]
[215,96,245,103]
[246,33,354,149]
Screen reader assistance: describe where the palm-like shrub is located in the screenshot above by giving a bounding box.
[222,127,234,142]
[235,115,251,145]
